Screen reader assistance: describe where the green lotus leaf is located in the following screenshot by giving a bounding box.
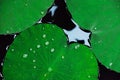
[0,0,53,34]
[3,24,98,80]
[66,0,120,72]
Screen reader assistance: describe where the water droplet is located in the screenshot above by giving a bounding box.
[51,48,55,52]
[62,56,65,59]
[91,56,93,59]
[6,30,10,33]
[33,66,37,69]
[44,74,47,77]
[75,46,77,49]
[77,45,80,47]
[52,38,54,41]
[43,34,46,38]
[0,73,3,77]
[14,34,17,38]
[23,54,28,58]
[75,45,80,49]
[11,49,14,52]
[64,45,67,48]
[25,3,28,6]
[30,48,32,51]
[88,75,91,78]
[1,62,3,66]
[33,50,36,53]
[52,25,55,28]
[33,60,36,63]
[6,46,9,50]
[109,63,113,66]
[45,41,49,45]
[48,67,52,72]
[41,11,44,15]
[37,45,41,48]
[94,27,97,30]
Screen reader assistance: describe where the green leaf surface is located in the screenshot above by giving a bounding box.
[3,24,98,80]
[66,0,120,72]
[0,0,53,34]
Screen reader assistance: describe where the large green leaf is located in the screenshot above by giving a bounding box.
[0,0,53,34]
[66,0,120,72]
[3,24,98,80]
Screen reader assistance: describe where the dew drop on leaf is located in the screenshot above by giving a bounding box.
[45,41,49,45]
[29,48,32,51]
[6,30,10,34]
[44,74,47,77]
[51,48,55,53]
[48,67,53,72]
[43,34,46,38]
[32,60,36,63]
[41,11,44,15]
[61,56,65,59]
[23,54,28,58]
[109,63,113,66]
[37,45,41,48]
[11,49,14,52]
[52,38,54,41]
[88,75,91,78]
[33,66,37,69]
